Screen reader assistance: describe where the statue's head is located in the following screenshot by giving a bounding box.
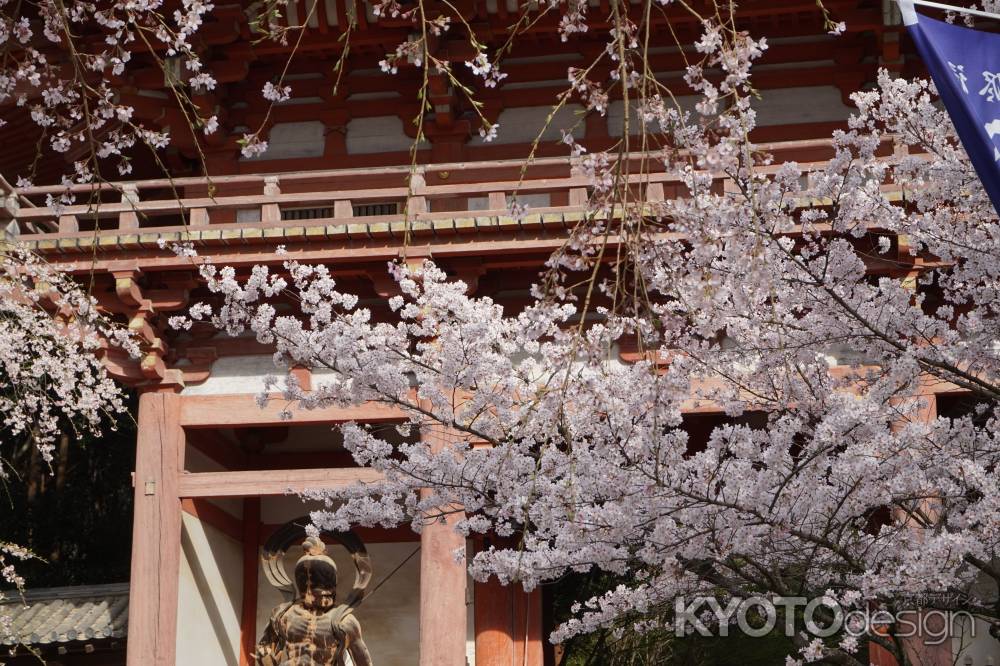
[294,536,338,611]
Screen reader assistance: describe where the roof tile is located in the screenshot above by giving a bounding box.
[0,583,129,646]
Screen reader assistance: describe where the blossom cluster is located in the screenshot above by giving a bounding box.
[0,541,33,644]
[0,245,135,467]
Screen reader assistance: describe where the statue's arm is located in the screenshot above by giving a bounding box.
[254,603,289,666]
[343,614,373,666]
[254,622,278,666]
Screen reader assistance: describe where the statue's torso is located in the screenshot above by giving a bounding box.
[268,603,351,666]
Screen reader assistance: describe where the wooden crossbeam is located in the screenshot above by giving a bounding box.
[177,467,383,498]
[178,393,408,428]
[258,522,419,543]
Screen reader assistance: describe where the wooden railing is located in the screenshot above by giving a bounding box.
[3,138,906,251]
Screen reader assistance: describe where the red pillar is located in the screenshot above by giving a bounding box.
[419,423,469,666]
[871,393,952,666]
[474,574,543,665]
[869,635,897,666]
[126,391,184,666]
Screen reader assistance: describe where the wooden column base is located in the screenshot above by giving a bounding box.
[474,577,543,666]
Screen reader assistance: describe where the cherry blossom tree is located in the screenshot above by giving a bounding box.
[168,12,1000,666]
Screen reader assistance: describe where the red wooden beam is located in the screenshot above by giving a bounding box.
[177,467,383,498]
[259,523,420,544]
[179,393,408,428]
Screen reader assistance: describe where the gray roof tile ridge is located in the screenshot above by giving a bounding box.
[0,582,129,605]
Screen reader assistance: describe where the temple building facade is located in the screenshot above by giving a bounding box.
[3,1,996,664]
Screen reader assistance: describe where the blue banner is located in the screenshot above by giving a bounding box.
[906,11,1000,215]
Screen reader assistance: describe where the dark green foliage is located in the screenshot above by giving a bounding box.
[549,572,798,666]
[0,393,137,587]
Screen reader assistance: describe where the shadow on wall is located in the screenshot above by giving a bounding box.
[178,513,244,665]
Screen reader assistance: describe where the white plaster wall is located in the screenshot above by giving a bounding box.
[953,572,1000,664]
[469,104,585,146]
[345,116,416,154]
[466,547,476,666]
[285,0,324,27]
[243,121,326,161]
[176,513,244,665]
[311,366,343,383]
[607,96,699,137]
[467,192,552,211]
[260,496,325,524]
[236,208,262,223]
[181,355,280,396]
[954,616,1000,665]
[753,86,852,127]
[813,342,881,368]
